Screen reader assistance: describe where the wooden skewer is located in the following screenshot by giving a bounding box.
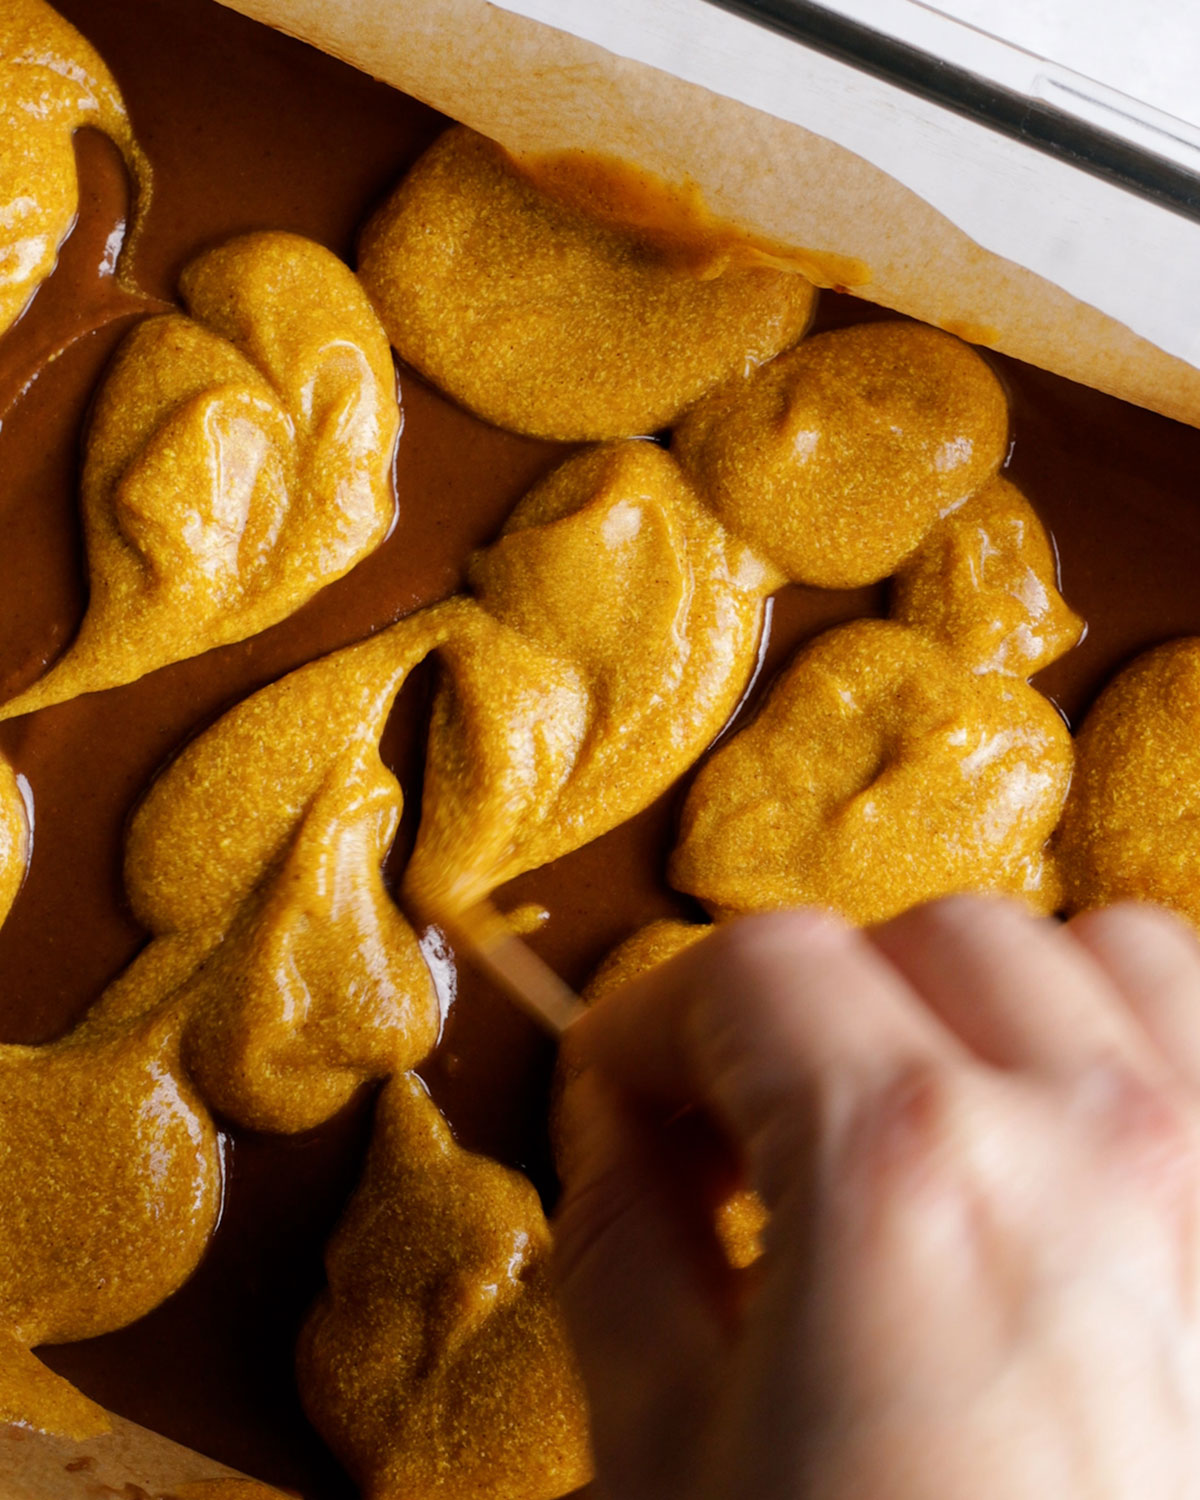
[444,900,587,1037]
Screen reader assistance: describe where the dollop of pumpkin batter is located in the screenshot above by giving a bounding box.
[892,476,1084,677]
[0,0,142,336]
[673,321,1009,589]
[0,755,29,925]
[83,612,456,1134]
[1057,639,1200,926]
[405,440,777,917]
[672,619,1072,925]
[297,1073,591,1500]
[576,919,767,1270]
[358,126,816,442]
[0,231,399,720]
[0,1009,222,1439]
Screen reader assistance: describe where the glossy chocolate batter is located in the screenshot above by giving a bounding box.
[1,0,1200,1495]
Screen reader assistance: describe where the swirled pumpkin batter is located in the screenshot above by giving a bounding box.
[892,476,1084,677]
[575,919,767,1270]
[673,321,1009,589]
[109,437,774,1002]
[297,1072,590,1500]
[672,619,1072,925]
[357,126,816,442]
[0,231,398,720]
[0,0,141,337]
[405,440,777,917]
[0,1008,222,1440]
[1057,640,1200,926]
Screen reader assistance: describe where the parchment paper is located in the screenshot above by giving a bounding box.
[216,0,1200,431]
[0,1411,289,1500]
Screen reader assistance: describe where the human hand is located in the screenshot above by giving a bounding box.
[554,897,1200,1500]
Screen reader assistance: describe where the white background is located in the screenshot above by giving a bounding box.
[923,0,1198,127]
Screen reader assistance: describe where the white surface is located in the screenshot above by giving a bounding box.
[809,0,1200,170]
[486,0,1200,368]
[922,0,1199,128]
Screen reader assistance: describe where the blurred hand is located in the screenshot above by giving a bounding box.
[555,897,1200,1500]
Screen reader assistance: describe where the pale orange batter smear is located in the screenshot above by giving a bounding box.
[1,231,399,719]
[0,0,145,337]
[358,125,817,442]
[509,147,871,289]
[297,1072,591,1500]
[1057,639,1200,927]
[173,1484,298,1500]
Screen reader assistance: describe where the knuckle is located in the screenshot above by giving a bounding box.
[838,1056,976,1197]
[818,1058,999,1268]
[1080,1061,1200,1192]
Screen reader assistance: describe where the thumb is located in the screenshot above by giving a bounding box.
[554,1068,733,1500]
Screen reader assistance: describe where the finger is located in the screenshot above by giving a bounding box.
[871,896,1165,1077]
[1068,903,1200,1089]
[554,1069,730,1500]
[575,908,966,1207]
